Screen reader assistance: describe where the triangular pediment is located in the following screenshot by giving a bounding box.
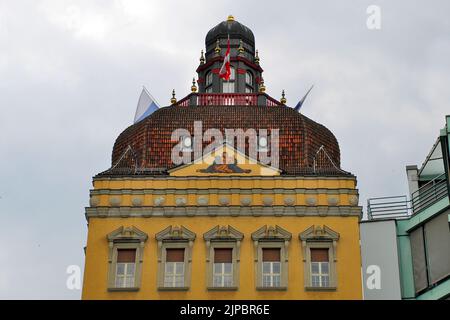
[155,225,196,242]
[251,225,292,241]
[204,225,244,242]
[168,143,281,177]
[299,225,340,242]
[107,226,148,243]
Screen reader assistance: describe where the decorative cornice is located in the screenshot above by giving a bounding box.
[86,206,363,220]
[90,188,360,196]
[93,175,357,182]
[196,56,263,73]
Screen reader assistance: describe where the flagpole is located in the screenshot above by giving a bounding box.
[227,34,230,83]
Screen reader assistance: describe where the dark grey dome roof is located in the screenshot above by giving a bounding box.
[206,17,255,46]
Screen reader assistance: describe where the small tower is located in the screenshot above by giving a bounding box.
[197,15,263,94]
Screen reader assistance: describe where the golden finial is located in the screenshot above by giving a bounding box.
[191,78,197,93]
[214,39,221,55]
[170,89,177,104]
[238,39,245,54]
[227,14,235,22]
[255,49,260,64]
[259,78,266,93]
[280,90,287,104]
[199,50,205,64]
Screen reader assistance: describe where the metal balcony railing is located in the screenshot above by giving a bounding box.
[411,173,448,213]
[367,173,449,220]
[367,195,410,220]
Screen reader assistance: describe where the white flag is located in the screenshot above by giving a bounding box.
[134,86,160,123]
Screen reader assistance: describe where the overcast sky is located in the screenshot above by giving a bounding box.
[0,0,449,299]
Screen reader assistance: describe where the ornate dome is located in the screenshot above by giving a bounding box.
[104,104,346,176]
[205,15,255,47]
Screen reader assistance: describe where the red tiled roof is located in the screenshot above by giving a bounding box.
[106,103,348,176]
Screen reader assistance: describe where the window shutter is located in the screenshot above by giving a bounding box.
[166,248,185,262]
[262,248,280,262]
[117,249,136,263]
[310,248,329,262]
[214,248,232,263]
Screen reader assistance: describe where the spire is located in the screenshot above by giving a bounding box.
[280,90,287,104]
[170,89,177,104]
[214,39,221,55]
[191,78,197,93]
[199,50,205,64]
[227,14,235,22]
[259,78,266,93]
[238,39,245,55]
[255,49,260,64]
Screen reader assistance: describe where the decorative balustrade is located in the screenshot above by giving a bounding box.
[172,93,283,107]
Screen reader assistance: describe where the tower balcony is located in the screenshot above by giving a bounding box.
[174,93,283,107]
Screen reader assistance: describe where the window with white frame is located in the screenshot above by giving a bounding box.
[164,248,185,287]
[300,225,339,291]
[262,248,281,287]
[222,66,235,93]
[156,226,195,291]
[252,225,291,290]
[213,248,233,287]
[115,249,136,288]
[310,248,330,287]
[107,226,148,292]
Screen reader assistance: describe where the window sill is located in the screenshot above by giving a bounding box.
[256,286,287,291]
[108,287,140,292]
[305,286,337,292]
[157,286,190,291]
[207,286,238,291]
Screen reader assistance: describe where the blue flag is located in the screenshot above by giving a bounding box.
[294,85,314,112]
[134,86,160,123]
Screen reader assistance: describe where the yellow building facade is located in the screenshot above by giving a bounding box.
[82,16,363,300]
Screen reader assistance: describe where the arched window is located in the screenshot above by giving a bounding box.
[206,71,213,86]
[245,71,254,93]
[222,66,236,93]
[245,71,253,86]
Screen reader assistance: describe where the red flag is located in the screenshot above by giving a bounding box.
[219,38,231,81]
